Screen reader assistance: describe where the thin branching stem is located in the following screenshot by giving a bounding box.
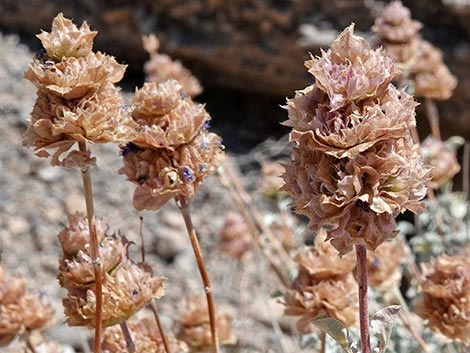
[139,216,145,263]
[392,287,432,353]
[24,332,36,353]
[356,243,370,353]
[78,141,103,353]
[150,301,172,353]
[320,331,326,353]
[221,160,296,272]
[119,321,136,353]
[176,196,220,353]
[217,168,290,287]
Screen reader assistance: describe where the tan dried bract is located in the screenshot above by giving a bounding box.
[0,266,54,347]
[58,214,165,328]
[283,24,428,254]
[421,136,461,189]
[411,39,457,100]
[143,34,203,97]
[23,13,136,168]
[120,130,225,211]
[175,296,236,348]
[373,1,422,44]
[131,80,209,149]
[64,262,165,328]
[217,212,252,260]
[36,12,97,59]
[283,273,358,333]
[57,212,107,255]
[102,317,189,353]
[294,229,355,280]
[365,238,408,291]
[415,252,470,346]
[306,24,399,111]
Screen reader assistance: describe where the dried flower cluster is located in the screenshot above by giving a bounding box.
[283,24,428,254]
[175,296,236,348]
[420,136,461,189]
[415,252,470,346]
[217,212,252,260]
[365,239,408,291]
[283,230,358,333]
[374,1,457,100]
[23,13,136,167]
[102,317,188,353]
[143,34,202,97]
[120,80,225,211]
[0,266,53,347]
[410,39,457,100]
[372,0,422,70]
[58,212,165,328]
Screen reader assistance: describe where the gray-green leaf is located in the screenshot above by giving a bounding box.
[371,305,401,353]
[311,314,352,353]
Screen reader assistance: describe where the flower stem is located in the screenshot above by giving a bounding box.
[176,196,220,353]
[355,243,370,353]
[425,98,441,140]
[119,321,136,353]
[149,301,171,353]
[78,141,103,353]
[320,331,326,353]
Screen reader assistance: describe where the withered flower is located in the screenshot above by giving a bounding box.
[283,24,428,254]
[0,266,54,347]
[58,213,165,328]
[57,212,107,256]
[23,13,136,168]
[420,136,461,189]
[130,80,209,149]
[306,25,399,112]
[283,273,358,334]
[121,130,224,211]
[64,262,165,328]
[36,13,96,59]
[373,1,422,68]
[415,252,470,346]
[294,229,355,280]
[102,317,188,353]
[411,39,457,100]
[175,296,236,348]
[365,238,408,291]
[143,34,202,97]
[373,2,457,100]
[217,212,252,260]
[282,229,358,333]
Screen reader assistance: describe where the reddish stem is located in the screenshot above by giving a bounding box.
[356,243,370,353]
[177,196,220,353]
[78,141,103,353]
[150,301,172,353]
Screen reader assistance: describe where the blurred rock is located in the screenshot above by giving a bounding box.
[153,210,189,261]
[7,216,30,235]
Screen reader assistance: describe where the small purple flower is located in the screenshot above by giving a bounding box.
[204,121,211,129]
[199,163,208,173]
[182,167,195,182]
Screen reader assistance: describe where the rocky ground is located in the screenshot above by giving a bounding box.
[0,32,309,353]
